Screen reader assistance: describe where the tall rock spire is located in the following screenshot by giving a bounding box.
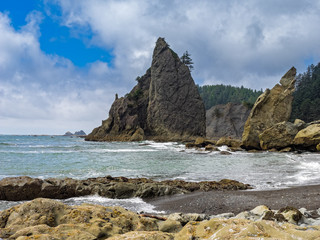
[85,37,206,141]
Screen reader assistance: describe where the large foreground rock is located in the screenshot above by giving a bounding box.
[0,176,251,201]
[2,200,320,239]
[259,121,299,150]
[294,123,320,151]
[86,37,205,142]
[206,103,251,139]
[241,67,296,149]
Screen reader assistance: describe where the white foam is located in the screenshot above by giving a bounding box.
[84,149,158,153]
[61,195,165,214]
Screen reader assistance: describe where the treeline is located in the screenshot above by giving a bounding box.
[198,84,263,110]
[291,63,320,122]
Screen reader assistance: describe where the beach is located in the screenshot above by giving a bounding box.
[148,184,320,216]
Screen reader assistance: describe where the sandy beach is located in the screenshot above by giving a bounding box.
[147,184,320,216]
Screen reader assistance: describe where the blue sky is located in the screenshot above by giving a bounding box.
[1,0,320,134]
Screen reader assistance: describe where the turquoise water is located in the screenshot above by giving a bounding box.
[1,135,320,212]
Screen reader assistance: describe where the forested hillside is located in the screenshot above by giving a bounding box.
[198,85,263,110]
[291,63,320,122]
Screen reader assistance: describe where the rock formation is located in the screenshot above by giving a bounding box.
[241,67,296,149]
[86,37,206,141]
[259,121,300,150]
[206,102,251,139]
[2,200,320,239]
[63,130,86,137]
[0,176,251,201]
[294,123,320,151]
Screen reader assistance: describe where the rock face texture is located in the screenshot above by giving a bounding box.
[0,176,251,201]
[241,67,296,149]
[206,103,251,139]
[2,200,320,240]
[86,37,206,142]
[294,123,320,151]
[259,121,300,150]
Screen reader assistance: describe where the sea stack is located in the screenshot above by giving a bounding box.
[86,37,206,141]
[241,67,296,150]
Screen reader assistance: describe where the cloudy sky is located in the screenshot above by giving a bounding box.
[1,0,320,135]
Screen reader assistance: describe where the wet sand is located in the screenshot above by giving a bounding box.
[147,185,320,216]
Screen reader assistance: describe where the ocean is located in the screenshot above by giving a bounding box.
[1,135,320,213]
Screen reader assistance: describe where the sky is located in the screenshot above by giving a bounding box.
[1,0,320,135]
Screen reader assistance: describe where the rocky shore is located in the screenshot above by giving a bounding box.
[1,197,320,239]
[0,176,251,201]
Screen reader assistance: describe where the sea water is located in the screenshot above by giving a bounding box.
[1,135,320,212]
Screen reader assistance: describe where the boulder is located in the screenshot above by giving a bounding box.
[216,137,241,148]
[86,37,205,142]
[206,103,251,139]
[294,124,320,150]
[241,67,296,149]
[294,119,307,130]
[259,121,299,150]
[0,198,160,239]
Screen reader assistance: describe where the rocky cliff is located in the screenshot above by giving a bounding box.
[86,38,206,141]
[241,67,296,149]
[206,103,251,139]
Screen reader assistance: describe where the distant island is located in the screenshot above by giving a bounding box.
[63,130,86,137]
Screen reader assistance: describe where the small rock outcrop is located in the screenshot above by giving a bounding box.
[241,67,296,149]
[0,176,251,201]
[63,130,86,137]
[86,37,206,142]
[206,103,251,139]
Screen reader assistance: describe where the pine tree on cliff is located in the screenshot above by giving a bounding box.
[181,51,194,71]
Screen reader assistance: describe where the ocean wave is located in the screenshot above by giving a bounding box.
[60,195,164,214]
[84,149,158,153]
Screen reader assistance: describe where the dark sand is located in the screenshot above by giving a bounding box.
[147,185,320,216]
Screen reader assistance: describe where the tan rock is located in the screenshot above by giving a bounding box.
[259,121,298,150]
[108,231,174,240]
[175,218,320,240]
[0,198,159,239]
[216,137,241,147]
[242,67,296,149]
[158,219,182,233]
[204,144,219,151]
[317,143,320,151]
[250,205,270,216]
[294,124,320,150]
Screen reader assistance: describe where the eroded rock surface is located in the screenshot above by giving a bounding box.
[0,176,251,201]
[259,121,299,150]
[241,67,296,149]
[294,123,320,151]
[206,103,251,139]
[86,38,205,142]
[2,200,320,240]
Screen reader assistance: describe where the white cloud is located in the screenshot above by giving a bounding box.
[2,0,320,134]
[0,12,119,134]
[52,0,320,90]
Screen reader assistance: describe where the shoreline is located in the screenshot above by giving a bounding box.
[147,184,320,216]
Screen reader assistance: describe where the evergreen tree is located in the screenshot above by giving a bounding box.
[181,51,194,71]
[291,62,320,122]
[198,84,263,110]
